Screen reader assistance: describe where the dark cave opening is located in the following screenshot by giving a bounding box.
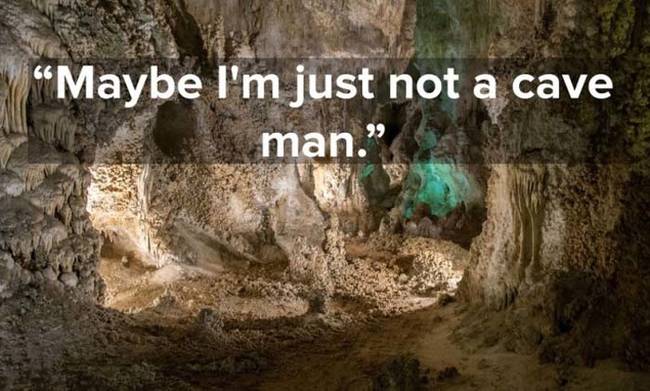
[152,100,197,159]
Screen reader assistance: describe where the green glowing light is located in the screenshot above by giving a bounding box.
[403,162,470,219]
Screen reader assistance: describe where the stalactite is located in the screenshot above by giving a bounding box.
[0,78,7,134]
[72,219,85,235]
[31,104,77,151]
[31,74,60,105]
[136,163,157,260]
[24,166,47,192]
[0,135,15,170]
[510,165,546,285]
[38,215,67,254]
[0,64,30,135]
[29,0,81,24]
[25,170,76,216]
[7,138,79,192]
[58,203,72,226]
[26,186,66,216]
[30,0,57,18]
[57,163,83,196]
[0,197,45,258]
[0,0,70,138]
[0,133,26,170]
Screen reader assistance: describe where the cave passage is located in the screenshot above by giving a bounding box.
[2,0,648,389]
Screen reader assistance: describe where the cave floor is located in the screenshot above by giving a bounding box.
[2,284,648,390]
[1,237,648,389]
[236,304,649,390]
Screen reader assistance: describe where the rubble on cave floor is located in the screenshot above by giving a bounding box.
[98,232,469,319]
[0,231,471,388]
[2,283,648,390]
[3,230,647,389]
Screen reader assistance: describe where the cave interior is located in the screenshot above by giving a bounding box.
[0,0,649,389]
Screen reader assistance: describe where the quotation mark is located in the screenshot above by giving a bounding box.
[357,123,387,158]
[33,65,53,80]
[366,123,385,138]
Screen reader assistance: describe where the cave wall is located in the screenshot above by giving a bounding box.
[85,0,419,285]
[0,0,419,300]
[0,0,182,299]
[0,0,98,299]
[1,0,648,369]
[457,0,650,368]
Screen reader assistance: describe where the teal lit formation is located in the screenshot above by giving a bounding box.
[359,1,491,222]
[402,126,471,219]
[400,0,492,221]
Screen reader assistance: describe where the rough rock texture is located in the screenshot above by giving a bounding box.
[82,0,421,291]
[459,0,650,369]
[0,0,648,386]
[0,0,103,300]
